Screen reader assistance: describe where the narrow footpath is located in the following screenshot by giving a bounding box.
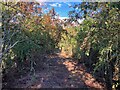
[10,53,105,89]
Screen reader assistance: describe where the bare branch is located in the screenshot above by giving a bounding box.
[0,40,25,63]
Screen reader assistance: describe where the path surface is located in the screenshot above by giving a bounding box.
[11,53,105,89]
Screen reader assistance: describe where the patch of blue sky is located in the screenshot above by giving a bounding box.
[43,2,81,17]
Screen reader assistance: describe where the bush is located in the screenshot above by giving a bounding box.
[1,6,63,75]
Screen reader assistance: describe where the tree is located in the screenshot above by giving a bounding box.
[0,1,64,77]
[49,7,57,20]
[69,2,120,89]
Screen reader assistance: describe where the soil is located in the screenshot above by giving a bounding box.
[2,53,106,89]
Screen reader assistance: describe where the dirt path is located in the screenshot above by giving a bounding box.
[11,53,105,89]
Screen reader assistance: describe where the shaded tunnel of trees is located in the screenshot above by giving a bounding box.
[0,1,120,89]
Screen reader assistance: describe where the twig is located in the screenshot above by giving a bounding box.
[0,40,25,63]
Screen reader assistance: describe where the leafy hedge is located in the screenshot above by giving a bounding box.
[70,4,120,89]
[1,4,63,75]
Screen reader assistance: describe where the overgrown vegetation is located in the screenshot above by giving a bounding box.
[68,2,120,89]
[1,1,64,83]
[0,1,120,89]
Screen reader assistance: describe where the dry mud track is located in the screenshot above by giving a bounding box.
[11,53,105,89]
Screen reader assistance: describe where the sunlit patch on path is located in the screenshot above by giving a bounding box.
[62,59,105,89]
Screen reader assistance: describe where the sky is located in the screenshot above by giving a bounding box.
[16,0,81,18]
[40,2,81,18]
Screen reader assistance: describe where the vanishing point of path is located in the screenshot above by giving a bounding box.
[11,53,105,89]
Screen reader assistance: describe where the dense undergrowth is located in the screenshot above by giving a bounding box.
[0,1,120,89]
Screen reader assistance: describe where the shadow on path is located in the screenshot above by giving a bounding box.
[8,53,105,89]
